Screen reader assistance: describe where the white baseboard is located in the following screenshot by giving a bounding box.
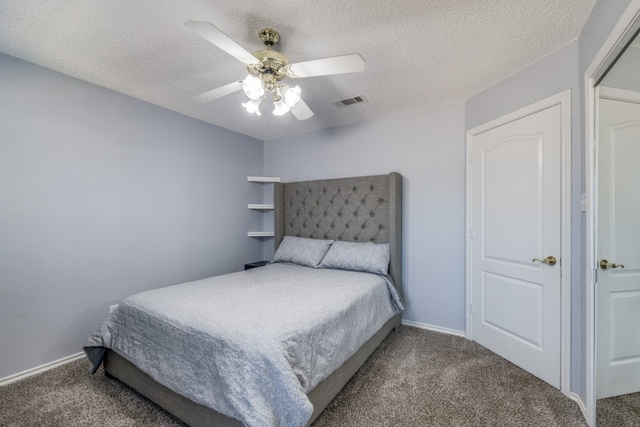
[0,352,85,387]
[401,319,466,338]
[567,391,589,424]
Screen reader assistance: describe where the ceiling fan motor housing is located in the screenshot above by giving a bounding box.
[247,28,295,85]
[249,49,290,80]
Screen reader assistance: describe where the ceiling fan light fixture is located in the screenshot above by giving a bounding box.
[272,98,291,116]
[187,22,365,122]
[282,85,302,107]
[242,98,262,115]
[242,75,264,100]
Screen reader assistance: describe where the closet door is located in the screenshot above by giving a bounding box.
[596,92,640,399]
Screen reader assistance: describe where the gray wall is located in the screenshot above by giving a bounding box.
[263,102,467,333]
[0,53,263,379]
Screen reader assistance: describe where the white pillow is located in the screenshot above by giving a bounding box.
[273,236,334,268]
[319,241,390,275]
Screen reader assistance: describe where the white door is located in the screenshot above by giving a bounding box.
[596,91,640,399]
[470,104,562,388]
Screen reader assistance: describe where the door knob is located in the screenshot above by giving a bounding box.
[532,256,557,266]
[599,259,624,269]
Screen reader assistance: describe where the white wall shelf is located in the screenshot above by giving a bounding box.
[247,231,275,237]
[248,204,274,210]
[247,176,281,183]
[248,176,279,238]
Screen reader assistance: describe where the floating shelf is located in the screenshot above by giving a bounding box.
[248,204,274,210]
[248,176,279,238]
[247,176,281,183]
[247,231,275,237]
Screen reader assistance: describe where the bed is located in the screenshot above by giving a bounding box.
[84,172,403,426]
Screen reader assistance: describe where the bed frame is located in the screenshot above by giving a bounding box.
[104,172,403,426]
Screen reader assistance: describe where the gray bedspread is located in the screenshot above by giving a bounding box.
[84,263,402,427]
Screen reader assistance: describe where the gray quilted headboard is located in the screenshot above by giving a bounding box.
[274,172,402,296]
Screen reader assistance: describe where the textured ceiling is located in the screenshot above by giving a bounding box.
[0,0,596,140]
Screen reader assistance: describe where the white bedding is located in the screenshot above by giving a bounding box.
[84,262,402,427]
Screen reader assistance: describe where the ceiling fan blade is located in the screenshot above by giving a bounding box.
[290,99,314,120]
[192,80,243,103]
[287,53,365,78]
[185,20,261,66]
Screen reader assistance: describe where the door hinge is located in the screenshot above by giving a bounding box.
[469,153,475,164]
[470,303,474,315]
[469,228,474,239]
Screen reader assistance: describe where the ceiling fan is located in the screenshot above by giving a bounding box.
[185,21,366,120]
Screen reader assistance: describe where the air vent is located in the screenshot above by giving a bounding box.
[333,95,369,108]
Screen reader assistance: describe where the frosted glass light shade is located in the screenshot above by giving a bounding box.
[242,98,262,115]
[281,85,302,107]
[242,75,264,100]
[272,98,290,116]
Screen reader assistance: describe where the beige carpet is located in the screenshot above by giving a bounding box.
[1,326,593,426]
[596,392,640,427]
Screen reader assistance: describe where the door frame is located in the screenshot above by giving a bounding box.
[465,89,572,396]
[585,2,640,424]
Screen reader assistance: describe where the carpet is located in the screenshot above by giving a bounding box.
[596,392,640,427]
[0,326,592,426]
